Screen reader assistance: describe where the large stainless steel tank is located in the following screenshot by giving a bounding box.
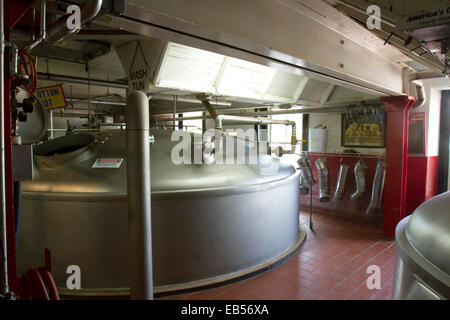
[17,129,303,296]
[393,191,450,300]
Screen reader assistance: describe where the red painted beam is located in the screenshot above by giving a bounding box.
[2,0,34,297]
[3,48,18,295]
[381,96,416,237]
[5,0,34,32]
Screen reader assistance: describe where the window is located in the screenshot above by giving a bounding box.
[179,111,203,134]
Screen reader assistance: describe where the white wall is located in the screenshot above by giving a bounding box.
[413,79,445,157]
[308,113,385,156]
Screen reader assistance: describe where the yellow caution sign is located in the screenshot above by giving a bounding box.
[35,85,67,110]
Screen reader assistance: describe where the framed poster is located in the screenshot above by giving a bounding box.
[408,112,426,155]
[341,112,386,148]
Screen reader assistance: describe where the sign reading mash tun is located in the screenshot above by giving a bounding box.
[128,42,150,92]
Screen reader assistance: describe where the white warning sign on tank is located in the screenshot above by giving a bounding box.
[92,158,124,169]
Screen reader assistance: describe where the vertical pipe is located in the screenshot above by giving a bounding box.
[173,95,177,130]
[178,113,183,130]
[87,67,91,130]
[126,91,153,300]
[31,8,36,41]
[40,0,46,40]
[0,0,9,295]
[24,0,46,51]
[50,111,54,139]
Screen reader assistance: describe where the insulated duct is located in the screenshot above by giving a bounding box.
[350,159,368,201]
[25,0,119,51]
[333,164,349,202]
[366,160,386,214]
[405,71,442,110]
[299,171,309,194]
[46,0,104,43]
[297,155,316,187]
[24,0,46,51]
[315,157,330,202]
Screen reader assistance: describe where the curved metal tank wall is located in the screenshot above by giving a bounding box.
[393,191,450,300]
[17,129,302,295]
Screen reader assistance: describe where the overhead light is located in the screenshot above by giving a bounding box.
[154,42,304,102]
[216,57,276,99]
[155,42,225,93]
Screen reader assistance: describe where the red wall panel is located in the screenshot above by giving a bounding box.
[405,156,427,215]
[405,155,438,215]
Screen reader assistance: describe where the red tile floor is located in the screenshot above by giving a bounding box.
[158,210,396,300]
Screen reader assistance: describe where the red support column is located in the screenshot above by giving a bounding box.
[381,96,416,237]
[3,0,35,296]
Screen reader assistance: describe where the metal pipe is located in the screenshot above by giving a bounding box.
[333,164,349,201]
[66,98,126,106]
[406,71,442,109]
[413,84,426,109]
[215,114,297,155]
[350,159,368,201]
[0,0,8,296]
[315,157,330,202]
[24,0,46,51]
[31,8,36,41]
[37,72,128,89]
[366,160,386,214]
[45,0,104,43]
[87,69,91,130]
[126,91,153,300]
[155,94,231,107]
[10,44,18,76]
[173,95,177,130]
[50,111,54,139]
[155,99,382,115]
[175,104,382,120]
[197,94,219,119]
[216,114,296,141]
[297,155,316,186]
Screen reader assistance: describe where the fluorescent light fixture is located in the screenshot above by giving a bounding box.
[216,57,276,99]
[264,69,305,102]
[154,42,305,102]
[155,42,225,93]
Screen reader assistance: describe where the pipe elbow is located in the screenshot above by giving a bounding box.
[215,115,224,130]
[413,84,426,109]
